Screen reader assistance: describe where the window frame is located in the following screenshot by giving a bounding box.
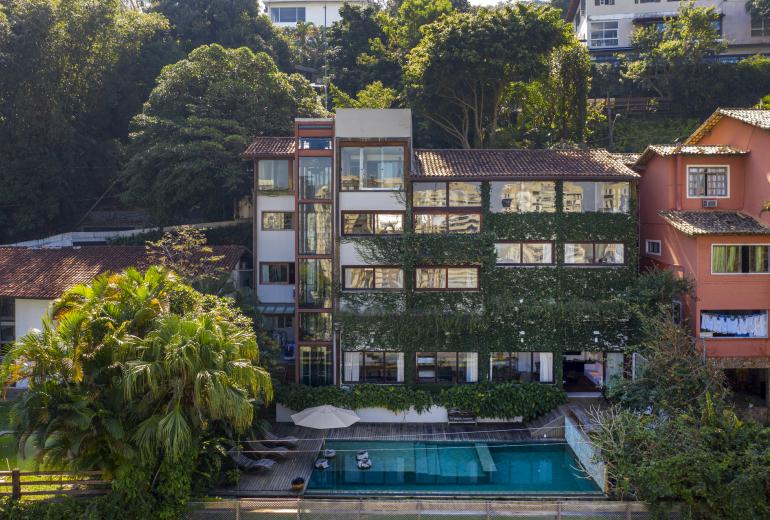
[412,181,482,209]
[699,310,769,339]
[494,241,555,266]
[562,181,631,214]
[686,165,730,199]
[645,239,662,256]
[415,352,477,384]
[489,351,555,384]
[589,20,619,48]
[256,159,293,193]
[489,181,557,214]
[261,211,294,231]
[341,211,405,236]
[270,6,306,23]
[711,244,770,275]
[342,351,405,384]
[341,266,405,291]
[751,14,770,37]
[564,242,626,266]
[339,141,408,192]
[414,266,480,291]
[259,262,295,285]
[412,210,482,234]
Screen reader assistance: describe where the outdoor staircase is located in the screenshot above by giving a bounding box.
[526,407,567,439]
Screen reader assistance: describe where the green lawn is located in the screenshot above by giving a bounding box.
[0,401,38,471]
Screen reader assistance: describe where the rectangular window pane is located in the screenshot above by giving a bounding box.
[495,243,521,264]
[414,213,447,234]
[416,268,446,289]
[564,181,629,213]
[375,213,403,234]
[300,346,332,386]
[0,298,14,321]
[437,352,456,383]
[490,181,556,213]
[565,243,594,264]
[712,245,741,273]
[299,312,332,342]
[491,352,510,382]
[416,352,437,382]
[297,7,305,21]
[344,268,374,289]
[298,259,332,308]
[447,267,478,289]
[298,204,331,255]
[375,268,404,289]
[413,182,447,207]
[343,213,374,235]
[448,213,480,234]
[700,310,768,338]
[384,352,404,382]
[522,243,553,264]
[448,182,481,207]
[343,352,362,382]
[298,137,331,150]
[515,352,533,382]
[257,160,290,191]
[341,146,404,191]
[749,246,769,273]
[688,166,727,197]
[595,243,624,264]
[299,157,331,199]
[363,351,385,382]
[261,263,294,284]
[262,212,293,230]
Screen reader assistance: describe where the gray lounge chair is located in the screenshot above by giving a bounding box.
[228,448,277,472]
[264,431,299,448]
[243,440,291,460]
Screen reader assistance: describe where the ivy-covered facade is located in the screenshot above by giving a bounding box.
[246,109,641,394]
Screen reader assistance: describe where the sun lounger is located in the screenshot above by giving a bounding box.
[264,431,299,448]
[228,448,277,472]
[243,440,291,459]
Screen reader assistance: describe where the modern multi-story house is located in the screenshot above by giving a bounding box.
[245,109,640,395]
[565,0,770,62]
[636,108,770,406]
[264,0,372,27]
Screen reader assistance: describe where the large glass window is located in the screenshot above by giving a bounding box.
[0,297,14,356]
[299,312,332,342]
[299,157,331,200]
[712,245,770,273]
[298,259,333,309]
[590,21,619,48]
[414,213,480,234]
[298,204,331,255]
[490,181,556,213]
[343,267,404,290]
[565,243,624,265]
[490,352,554,383]
[343,351,405,383]
[257,160,291,191]
[700,310,768,338]
[413,182,481,208]
[341,146,404,191]
[688,166,728,197]
[495,242,553,265]
[342,212,403,236]
[416,352,478,383]
[752,15,770,37]
[271,6,305,23]
[261,211,293,230]
[298,137,331,150]
[563,182,630,213]
[260,262,294,284]
[299,345,331,386]
[415,267,479,290]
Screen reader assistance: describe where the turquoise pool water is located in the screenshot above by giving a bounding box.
[306,441,601,495]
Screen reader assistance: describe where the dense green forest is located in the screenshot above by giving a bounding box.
[1,0,768,242]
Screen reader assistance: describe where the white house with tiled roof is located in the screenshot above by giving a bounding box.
[263,0,372,26]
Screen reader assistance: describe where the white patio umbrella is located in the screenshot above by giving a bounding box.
[291,405,360,450]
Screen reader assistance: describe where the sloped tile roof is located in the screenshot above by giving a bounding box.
[243,137,296,158]
[658,211,770,236]
[635,144,748,166]
[412,149,639,179]
[0,245,245,299]
[612,153,641,167]
[686,108,770,144]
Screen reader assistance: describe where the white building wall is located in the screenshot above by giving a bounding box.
[255,195,295,304]
[339,192,406,266]
[14,299,51,339]
[265,0,370,27]
[335,109,412,139]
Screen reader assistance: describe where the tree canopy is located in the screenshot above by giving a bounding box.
[122,44,325,225]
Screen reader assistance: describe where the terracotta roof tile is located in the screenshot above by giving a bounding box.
[635,144,748,166]
[0,246,245,299]
[412,149,638,179]
[612,152,641,167]
[243,137,296,158]
[658,211,770,236]
[686,108,770,145]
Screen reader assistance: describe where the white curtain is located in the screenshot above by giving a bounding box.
[539,353,553,383]
[396,353,405,382]
[465,352,478,383]
[343,352,361,382]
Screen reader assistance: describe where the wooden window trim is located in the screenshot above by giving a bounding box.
[341,211,405,237]
[412,182,482,209]
[342,351,405,384]
[415,352,472,384]
[412,210,482,234]
[259,262,295,285]
[686,165,730,199]
[256,159,294,193]
[414,266,480,291]
[341,265,405,291]
[564,242,625,266]
[261,211,294,231]
[337,140,409,193]
[495,241,555,266]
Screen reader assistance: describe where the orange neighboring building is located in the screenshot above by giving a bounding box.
[636,109,770,406]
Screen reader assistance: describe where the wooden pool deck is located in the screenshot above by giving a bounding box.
[215,422,537,498]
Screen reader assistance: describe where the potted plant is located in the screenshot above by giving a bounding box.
[291,477,305,492]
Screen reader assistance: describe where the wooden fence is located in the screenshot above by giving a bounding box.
[0,469,110,500]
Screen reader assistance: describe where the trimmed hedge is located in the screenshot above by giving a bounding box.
[275,382,566,421]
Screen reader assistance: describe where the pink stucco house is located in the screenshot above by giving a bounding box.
[636,109,770,406]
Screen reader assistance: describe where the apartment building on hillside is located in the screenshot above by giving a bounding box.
[245,109,640,396]
[565,0,770,62]
[636,108,770,406]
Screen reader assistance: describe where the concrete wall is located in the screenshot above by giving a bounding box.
[335,109,412,139]
[339,191,406,266]
[255,194,295,304]
[565,415,607,493]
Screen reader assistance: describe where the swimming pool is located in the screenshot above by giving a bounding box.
[306,440,602,495]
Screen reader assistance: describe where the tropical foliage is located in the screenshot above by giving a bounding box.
[1,267,271,516]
